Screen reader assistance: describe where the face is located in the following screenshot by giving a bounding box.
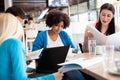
[51,21,64,34]
[28,20,33,24]
[100,9,114,26]
[16,16,24,25]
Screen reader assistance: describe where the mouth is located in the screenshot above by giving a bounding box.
[102,21,108,24]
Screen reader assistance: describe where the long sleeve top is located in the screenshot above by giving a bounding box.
[0,38,55,80]
[32,30,75,51]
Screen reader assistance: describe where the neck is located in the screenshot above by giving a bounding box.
[48,30,58,41]
[101,25,108,34]
[48,30,58,36]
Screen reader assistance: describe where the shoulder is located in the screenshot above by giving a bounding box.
[86,21,96,28]
[59,30,69,36]
[59,31,70,39]
[4,38,22,45]
[60,30,68,34]
[38,31,47,35]
[2,38,24,51]
[115,24,120,32]
[36,31,47,38]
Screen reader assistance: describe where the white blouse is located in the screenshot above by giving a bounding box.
[47,31,64,48]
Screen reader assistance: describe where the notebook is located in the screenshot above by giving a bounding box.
[36,46,70,74]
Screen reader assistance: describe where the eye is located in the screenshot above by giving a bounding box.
[102,13,106,16]
[107,14,111,17]
[61,25,64,28]
[55,24,58,26]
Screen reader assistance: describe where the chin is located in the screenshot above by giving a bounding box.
[102,23,108,26]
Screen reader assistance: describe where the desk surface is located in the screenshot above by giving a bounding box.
[71,52,120,80]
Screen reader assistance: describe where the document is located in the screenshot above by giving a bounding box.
[106,32,120,51]
[88,26,107,45]
[58,57,103,73]
[88,26,120,50]
[26,49,43,61]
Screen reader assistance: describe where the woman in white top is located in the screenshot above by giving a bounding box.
[83,3,120,52]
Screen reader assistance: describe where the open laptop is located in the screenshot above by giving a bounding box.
[36,46,70,74]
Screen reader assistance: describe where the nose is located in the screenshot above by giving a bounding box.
[104,16,108,21]
[58,26,63,30]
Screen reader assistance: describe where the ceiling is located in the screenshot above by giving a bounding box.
[13,0,47,12]
[0,0,88,12]
[12,0,88,12]
[0,0,88,17]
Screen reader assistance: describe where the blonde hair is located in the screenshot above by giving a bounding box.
[0,13,24,44]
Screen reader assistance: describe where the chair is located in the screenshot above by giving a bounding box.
[79,43,83,53]
[25,28,38,52]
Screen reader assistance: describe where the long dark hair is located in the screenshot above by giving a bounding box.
[97,3,115,35]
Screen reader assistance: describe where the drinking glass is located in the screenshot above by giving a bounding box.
[88,39,96,55]
[102,45,115,72]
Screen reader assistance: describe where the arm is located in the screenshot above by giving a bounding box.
[60,31,75,48]
[10,39,27,80]
[83,27,89,52]
[32,31,46,51]
[10,39,56,80]
[83,25,94,52]
[60,31,79,53]
[115,24,120,32]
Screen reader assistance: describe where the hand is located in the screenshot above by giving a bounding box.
[26,60,32,65]
[85,29,93,39]
[53,72,64,80]
[26,55,32,65]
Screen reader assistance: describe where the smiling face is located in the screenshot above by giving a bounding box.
[100,9,114,27]
[51,21,64,34]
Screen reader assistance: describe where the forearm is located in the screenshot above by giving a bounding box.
[83,36,88,52]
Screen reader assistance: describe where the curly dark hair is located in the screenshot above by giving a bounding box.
[46,9,70,29]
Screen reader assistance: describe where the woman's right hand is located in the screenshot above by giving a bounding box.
[83,27,94,52]
[85,28,93,39]
[53,72,64,80]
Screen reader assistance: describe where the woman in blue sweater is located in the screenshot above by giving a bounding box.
[0,13,63,80]
[32,9,85,80]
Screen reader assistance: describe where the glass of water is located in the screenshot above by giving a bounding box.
[88,39,96,55]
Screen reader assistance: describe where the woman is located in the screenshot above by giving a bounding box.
[83,3,120,52]
[32,9,85,80]
[0,13,63,80]
[5,6,25,25]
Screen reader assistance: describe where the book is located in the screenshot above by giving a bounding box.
[26,49,43,61]
[88,26,120,50]
[58,57,103,73]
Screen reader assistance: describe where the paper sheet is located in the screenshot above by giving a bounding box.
[26,49,43,61]
[106,32,120,51]
[88,26,107,45]
[88,26,120,51]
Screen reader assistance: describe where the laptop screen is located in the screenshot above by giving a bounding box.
[36,46,70,73]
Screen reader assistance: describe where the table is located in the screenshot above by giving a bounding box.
[69,52,120,80]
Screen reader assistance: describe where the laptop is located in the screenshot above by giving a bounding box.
[36,46,70,74]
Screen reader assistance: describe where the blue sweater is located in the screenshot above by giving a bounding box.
[32,30,75,51]
[0,38,54,80]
